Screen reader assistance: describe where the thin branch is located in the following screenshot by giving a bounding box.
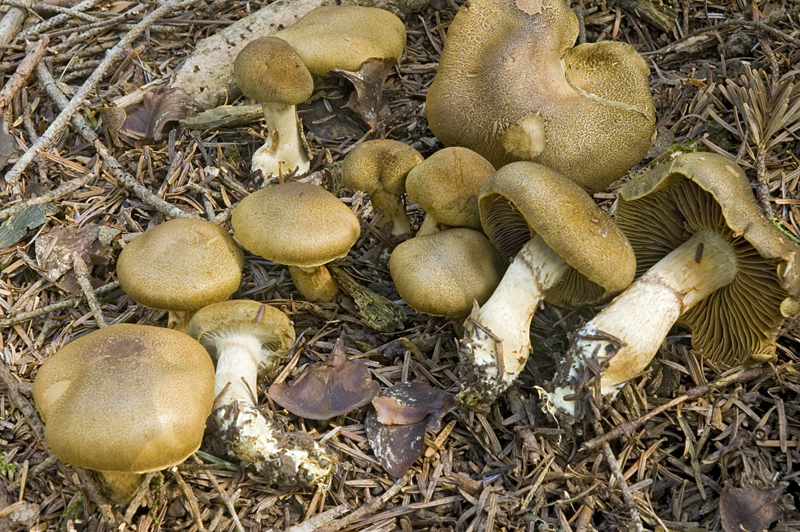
[0,36,49,113]
[0,281,120,329]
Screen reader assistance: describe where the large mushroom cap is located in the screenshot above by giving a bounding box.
[231,182,361,268]
[33,324,215,473]
[616,152,800,367]
[117,218,244,312]
[479,161,636,305]
[234,36,314,105]
[425,0,655,193]
[406,147,496,230]
[389,228,506,317]
[273,6,406,75]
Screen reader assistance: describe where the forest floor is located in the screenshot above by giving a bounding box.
[2,0,800,531]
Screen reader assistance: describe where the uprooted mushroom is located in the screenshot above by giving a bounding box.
[425,0,655,193]
[547,152,800,418]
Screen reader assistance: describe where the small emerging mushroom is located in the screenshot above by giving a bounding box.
[33,324,215,504]
[117,218,244,331]
[274,6,406,129]
[231,182,361,302]
[547,152,800,418]
[425,0,655,193]
[235,36,314,179]
[269,338,380,419]
[187,299,333,485]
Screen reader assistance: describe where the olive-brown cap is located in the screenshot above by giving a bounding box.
[33,324,215,473]
[406,147,496,230]
[186,300,295,369]
[231,182,361,268]
[342,140,423,196]
[479,161,636,305]
[117,218,244,312]
[616,152,800,367]
[234,37,314,105]
[425,0,655,193]
[389,228,506,317]
[274,6,406,75]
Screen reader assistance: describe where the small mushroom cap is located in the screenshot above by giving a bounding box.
[274,6,406,75]
[33,324,215,473]
[425,0,655,193]
[231,182,361,268]
[616,152,800,367]
[234,36,314,105]
[342,139,423,196]
[405,147,496,230]
[186,300,295,367]
[389,228,506,317]
[117,218,244,312]
[479,161,636,305]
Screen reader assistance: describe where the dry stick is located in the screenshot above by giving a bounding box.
[315,469,415,532]
[204,471,245,532]
[0,280,120,329]
[582,366,765,451]
[0,360,45,442]
[20,0,105,38]
[284,505,350,532]
[0,170,97,221]
[3,0,201,188]
[0,0,30,51]
[0,37,49,113]
[35,63,198,220]
[3,0,99,22]
[71,254,107,328]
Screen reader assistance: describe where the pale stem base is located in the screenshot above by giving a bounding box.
[289,264,337,303]
[252,102,310,179]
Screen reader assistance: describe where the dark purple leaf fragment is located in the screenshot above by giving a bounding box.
[720,481,784,532]
[121,88,203,146]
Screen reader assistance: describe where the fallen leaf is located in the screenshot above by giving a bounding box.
[720,481,784,532]
[35,224,113,292]
[121,88,204,146]
[0,204,58,250]
[0,128,18,170]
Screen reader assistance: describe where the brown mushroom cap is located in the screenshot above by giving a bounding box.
[231,182,361,268]
[616,152,800,367]
[389,228,506,317]
[425,0,655,193]
[117,218,244,312]
[479,161,636,305]
[273,6,406,75]
[342,139,423,196]
[405,147,496,230]
[234,37,314,105]
[33,324,215,473]
[186,299,295,369]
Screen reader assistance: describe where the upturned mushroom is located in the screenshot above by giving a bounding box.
[459,162,636,406]
[341,139,423,235]
[231,182,361,302]
[389,228,506,318]
[274,6,406,129]
[425,0,655,193]
[234,36,314,179]
[117,218,244,331]
[405,147,496,235]
[187,299,333,485]
[548,152,800,417]
[33,324,215,504]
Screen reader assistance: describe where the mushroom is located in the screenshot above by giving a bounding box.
[117,218,244,331]
[547,152,800,417]
[231,182,361,303]
[405,147,496,236]
[274,6,406,129]
[33,324,215,504]
[341,139,423,235]
[186,299,333,485]
[234,36,314,179]
[389,228,506,319]
[425,0,655,193]
[459,161,636,406]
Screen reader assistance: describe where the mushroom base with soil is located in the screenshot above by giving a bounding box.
[251,101,310,179]
[545,228,738,418]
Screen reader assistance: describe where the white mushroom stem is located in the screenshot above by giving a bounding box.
[548,229,738,416]
[370,188,412,235]
[212,334,332,485]
[252,101,310,179]
[460,235,569,403]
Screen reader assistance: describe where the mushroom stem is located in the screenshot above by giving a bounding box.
[98,471,144,505]
[415,214,447,237]
[369,188,412,235]
[460,235,569,405]
[167,310,194,333]
[288,265,338,303]
[252,101,310,179]
[548,229,739,416]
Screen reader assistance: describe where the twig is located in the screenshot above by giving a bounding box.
[3,0,99,22]
[315,469,415,532]
[3,0,201,188]
[582,366,765,450]
[284,505,350,532]
[73,467,119,524]
[204,470,245,532]
[0,170,97,221]
[71,254,107,328]
[0,280,120,329]
[0,360,45,441]
[0,36,48,113]
[0,0,29,53]
[19,0,104,38]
